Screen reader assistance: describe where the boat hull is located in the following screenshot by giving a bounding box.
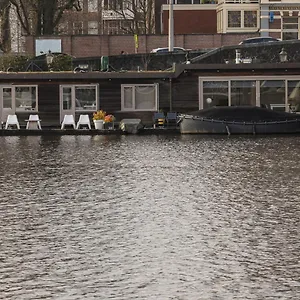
[180,114,300,135]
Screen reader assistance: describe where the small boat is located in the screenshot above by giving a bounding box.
[119,118,144,134]
[179,106,300,135]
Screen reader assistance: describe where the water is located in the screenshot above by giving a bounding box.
[0,134,299,299]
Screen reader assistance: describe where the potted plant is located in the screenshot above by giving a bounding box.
[93,110,106,129]
[104,114,115,129]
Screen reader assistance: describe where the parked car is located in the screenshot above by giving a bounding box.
[150,47,189,53]
[239,37,280,45]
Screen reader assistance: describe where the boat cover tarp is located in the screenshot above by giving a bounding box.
[188,106,300,122]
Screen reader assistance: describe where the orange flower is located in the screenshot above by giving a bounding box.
[104,114,115,122]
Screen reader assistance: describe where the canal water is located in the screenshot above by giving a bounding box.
[0,134,299,299]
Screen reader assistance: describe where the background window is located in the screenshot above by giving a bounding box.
[103,20,119,35]
[73,22,83,34]
[282,17,298,40]
[228,11,241,28]
[244,11,257,28]
[88,0,98,12]
[88,21,98,34]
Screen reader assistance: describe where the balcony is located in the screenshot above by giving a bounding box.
[218,0,259,3]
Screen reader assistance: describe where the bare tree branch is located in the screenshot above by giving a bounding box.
[109,0,155,35]
[9,0,82,35]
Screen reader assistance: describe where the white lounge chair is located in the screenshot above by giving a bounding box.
[61,114,76,129]
[26,114,42,129]
[76,114,91,129]
[5,114,20,129]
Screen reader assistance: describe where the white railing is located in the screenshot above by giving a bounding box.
[218,0,259,3]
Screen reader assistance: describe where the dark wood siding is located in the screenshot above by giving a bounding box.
[38,84,60,126]
[99,78,172,124]
[172,75,199,113]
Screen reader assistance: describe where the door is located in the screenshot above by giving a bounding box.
[0,86,14,124]
[60,86,75,123]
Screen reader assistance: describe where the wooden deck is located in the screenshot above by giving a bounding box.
[0,127,180,136]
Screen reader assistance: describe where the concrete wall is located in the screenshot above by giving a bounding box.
[25,33,257,58]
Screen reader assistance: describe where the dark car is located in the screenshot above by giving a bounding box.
[239,37,280,45]
[150,47,190,53]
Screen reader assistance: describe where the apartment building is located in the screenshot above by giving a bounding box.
[161,0,300,40]
[7,0,300,56]
[60,0,157,35]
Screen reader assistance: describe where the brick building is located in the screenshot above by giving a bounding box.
[10,0,300,56]
[161,0,300,40]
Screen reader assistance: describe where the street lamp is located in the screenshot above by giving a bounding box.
[46,50,54,71]
[279,48,288,63]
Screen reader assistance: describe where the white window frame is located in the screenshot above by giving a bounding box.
[198,76,300,112]
[13,85,38,112]
[121,84,158,111]
[227,10,259,30]
[60,84,99,112]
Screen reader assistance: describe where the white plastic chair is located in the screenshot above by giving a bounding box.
[61,114,76,129]
[26,114,42,129]
[76,114,91,129]
[5,114,20,129]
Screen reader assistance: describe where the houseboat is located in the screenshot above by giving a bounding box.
[1,40,300,131]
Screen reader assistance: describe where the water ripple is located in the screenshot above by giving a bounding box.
[0,135,299,299]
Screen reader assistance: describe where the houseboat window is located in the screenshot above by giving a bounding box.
[61,85,97,111]
[123,87,133,109]
[63,87,72,110]
[231,81,256,106]
[122,84,157,111]
[202,81,228,109]
[3,88,12,109]
[288,80,300,112]
[15,86,37,111]
[75,86,96,110]
[260,80,285,111]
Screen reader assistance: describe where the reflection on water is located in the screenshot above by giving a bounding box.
[0,135,299,299]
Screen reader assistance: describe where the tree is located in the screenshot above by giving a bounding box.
[106,0,155,34]
[9,0,82,35]
[0,0,11,52]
